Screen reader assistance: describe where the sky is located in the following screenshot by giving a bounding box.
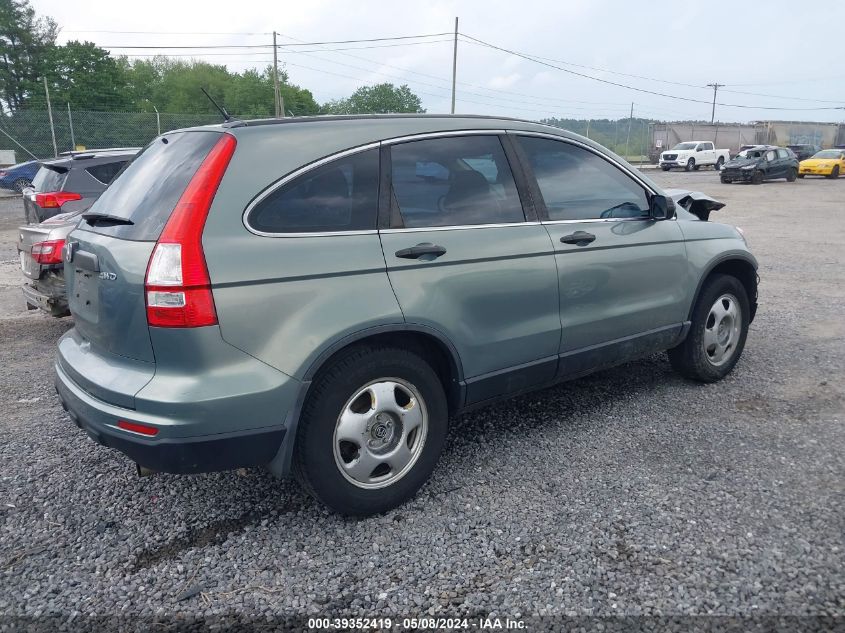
[33,0,845,123]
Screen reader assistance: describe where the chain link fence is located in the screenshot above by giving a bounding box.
[0,109,228,162]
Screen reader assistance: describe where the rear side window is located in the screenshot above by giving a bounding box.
[86,161,128,185]
[83,131,221,241]
[390,135,524,228]
[776,149,789,159]
[518,136,649,221]
[247,148,379,234]
[32,166,67,192]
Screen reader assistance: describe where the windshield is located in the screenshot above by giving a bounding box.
[672,143,697,150]
[812,150,840,159]
[737,150,763,159]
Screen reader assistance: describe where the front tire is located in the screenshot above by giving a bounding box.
[827,165,840,179]
[685,159,695,172]
[751,170,763,185]
[661,165,671,172]
[293,346,448,516]
[668,274,750,383]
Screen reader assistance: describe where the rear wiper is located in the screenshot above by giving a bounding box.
[82,212,134,226]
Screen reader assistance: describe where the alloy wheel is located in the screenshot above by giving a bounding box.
[332,378,428,489]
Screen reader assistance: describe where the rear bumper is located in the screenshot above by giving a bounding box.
[22,279,69,317]
[55,361,286,473]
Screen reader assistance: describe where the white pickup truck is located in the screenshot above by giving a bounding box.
[659,141,731,172]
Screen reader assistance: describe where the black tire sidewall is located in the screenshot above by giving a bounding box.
[679,275,750,382]
[294,347,448,516]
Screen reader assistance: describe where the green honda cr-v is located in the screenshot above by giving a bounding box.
[55,115,758,515]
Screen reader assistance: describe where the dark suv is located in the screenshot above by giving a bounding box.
[23,148,138,224]
[786,144,820,161]
[55,116,758,515]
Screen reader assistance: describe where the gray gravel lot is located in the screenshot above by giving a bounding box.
[0,171,843,624]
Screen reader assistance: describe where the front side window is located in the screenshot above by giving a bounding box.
[766,150,777,162]
[389,135,524,228]
[517,136,650,221]
[248,148,379,234]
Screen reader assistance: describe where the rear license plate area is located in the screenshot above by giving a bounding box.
[72,270,99,322]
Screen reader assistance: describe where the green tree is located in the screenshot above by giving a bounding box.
[41,40,132,111]
[322,83,424,115]
[0,0,57,113]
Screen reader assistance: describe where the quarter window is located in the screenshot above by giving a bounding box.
[389,135,524,228]
[517,136,650,221]
[86,161,128,184]
[248,148,379,234]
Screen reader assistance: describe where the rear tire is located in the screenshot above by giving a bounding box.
[685,159,695,172]
[668,274,750,383]
[715,156,725,171]
[293,346,448,516]
[797,174,805,179]
[12,178,30,193]
[827,165,840,179]
[786,168,797,182]
[751,170,763,185]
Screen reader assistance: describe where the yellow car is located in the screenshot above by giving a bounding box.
[798,149,845,178]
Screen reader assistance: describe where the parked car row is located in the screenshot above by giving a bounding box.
[15,148,138,316]
[44,115,760,515]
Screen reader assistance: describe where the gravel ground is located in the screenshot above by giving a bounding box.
[0,172,843,627]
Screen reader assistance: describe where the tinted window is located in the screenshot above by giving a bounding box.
[518,136,649,220]
[32,166,67,192]
[390,135,524,228]
[86,161,128,184]
[83,131,220,240]
[249,148,379,234]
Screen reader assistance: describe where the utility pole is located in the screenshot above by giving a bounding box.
[707,82,724,124]
[273,31,284,118]
[450,17,459,114]
[624,102,634,159]
[585,119,591,139]
[44,77,57,157]
[67,103,75,150]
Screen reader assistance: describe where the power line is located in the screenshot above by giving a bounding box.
[459,32,845,111]
[99,33,452,49]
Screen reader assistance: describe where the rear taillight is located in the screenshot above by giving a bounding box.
[117,420,159,436]
[33,191,82,209]
[31,239,66,264]
[144,133,236,328]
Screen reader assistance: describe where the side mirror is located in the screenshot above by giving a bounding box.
[651,195,676,220]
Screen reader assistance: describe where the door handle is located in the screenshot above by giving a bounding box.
[395,243,447,259]
[560,231,596,245]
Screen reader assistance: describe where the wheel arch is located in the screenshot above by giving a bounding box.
[268,324,466,477]
[690,255,759,323]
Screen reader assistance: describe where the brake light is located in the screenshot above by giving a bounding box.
[145,133,236,328]
[34,191,82,209]
[31,239,66,264]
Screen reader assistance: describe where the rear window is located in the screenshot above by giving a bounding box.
[82,131,221,241]
[32,166,67,192]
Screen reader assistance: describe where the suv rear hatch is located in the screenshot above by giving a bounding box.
[24,163,69,223]
[62,130,227,405]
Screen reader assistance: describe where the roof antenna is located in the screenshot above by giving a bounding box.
[201,87,232,122]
